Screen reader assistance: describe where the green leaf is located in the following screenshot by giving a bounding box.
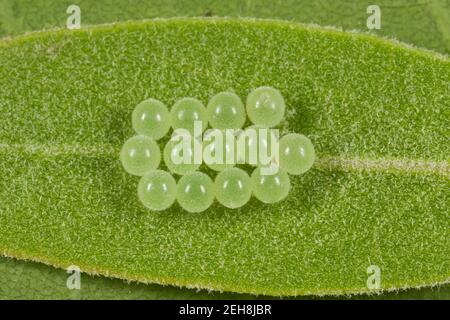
[0,18,448,296]
[0,256,250,300]
[1,256,449,299]
[1,0,449,54]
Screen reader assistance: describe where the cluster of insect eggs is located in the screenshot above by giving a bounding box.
[120,87,315,212]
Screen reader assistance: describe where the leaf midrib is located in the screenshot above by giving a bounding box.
[1,142,448,177]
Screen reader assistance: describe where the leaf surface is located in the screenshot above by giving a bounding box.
[1,0,449,54]
[0,18,448,296]
[1,256,449,299]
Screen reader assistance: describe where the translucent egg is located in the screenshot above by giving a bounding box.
[203,129,237,171]
[246,86,285,127]
[132,98,171,140]
[170,97,207,136]
[120,135,161,176]
[163,135,201,175]
[206,92,246,129]
[251,167,290,204]
[138,170,177,211]
[236,125,279,166]
[215,168,252,209]
[279,133,315,175]
[177,172,215,213]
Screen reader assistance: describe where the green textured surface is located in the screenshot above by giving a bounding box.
[0,18,448,297]
[0,256,248,300]
[0,0,449,300]
[1,257,449,299]
[0,0,449,54]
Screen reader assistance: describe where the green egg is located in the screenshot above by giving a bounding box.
[203,129,237,171]
[246,86,285,127]
[138,170,177,211]
[170,97,207,136]
[236,125,278,166]
[177,172,215,213]
[163,135,200,175]
[215,168,252,209]
[132,98,171,140]
[251,167,290,204]
[120,135,161,176]
[206,92,246,129]
[279,133,315,175]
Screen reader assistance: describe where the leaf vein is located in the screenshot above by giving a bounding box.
[1,143,448,177]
